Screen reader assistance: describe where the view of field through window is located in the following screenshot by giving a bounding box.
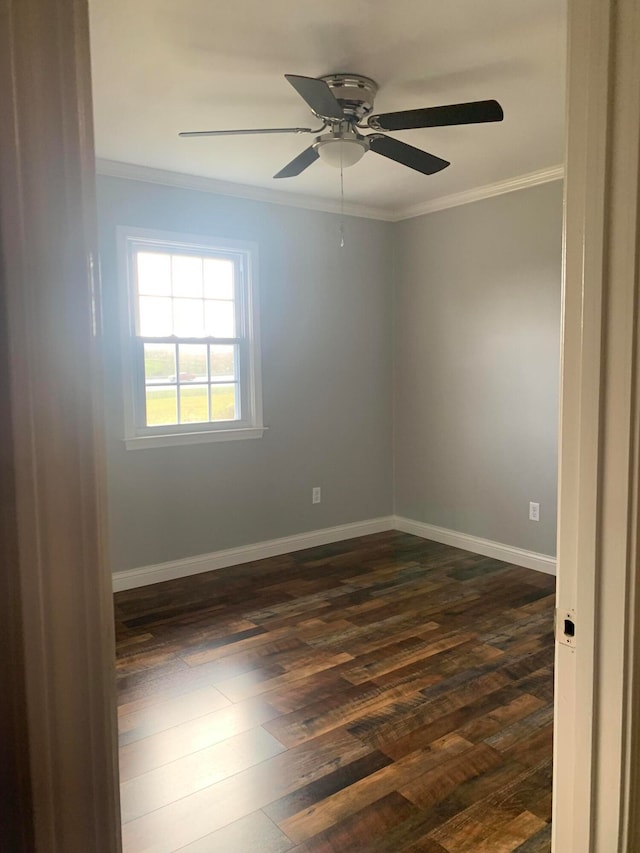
[135,249,240,427]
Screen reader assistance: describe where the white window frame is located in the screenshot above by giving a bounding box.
[117,226,264,450]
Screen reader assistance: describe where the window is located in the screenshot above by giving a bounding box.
[118,228,263,449]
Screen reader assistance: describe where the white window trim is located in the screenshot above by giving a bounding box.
[117,226,265,449]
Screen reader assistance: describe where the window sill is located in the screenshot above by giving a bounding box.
[124,426,267,450]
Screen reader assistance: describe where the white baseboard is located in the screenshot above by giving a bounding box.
[112,513,556,592]
[112,516,395,592]
[393,515,557,576]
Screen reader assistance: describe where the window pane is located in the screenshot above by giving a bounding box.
[173,298,204,337]
[145,385,177,426]
[144,343,176,383]
[137,252,171,296]
[178,344,208,382]
[204,300,235,337]
[172,255,203,298]
[211,383,237,421]
[139,296,173,336]
[179,385,209,423]
[203,258,234,300]
[210,344,236,381]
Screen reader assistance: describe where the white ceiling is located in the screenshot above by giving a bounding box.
[89,0,566,216]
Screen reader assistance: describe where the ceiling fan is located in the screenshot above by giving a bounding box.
[179,74,503,179]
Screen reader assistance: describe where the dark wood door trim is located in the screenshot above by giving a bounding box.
[0,0,121,850]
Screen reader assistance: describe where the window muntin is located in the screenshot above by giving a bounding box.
[119,229,262,446]
[142,341,239,426]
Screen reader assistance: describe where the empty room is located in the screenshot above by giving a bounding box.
[88,1,565,850]
[7,0,640,850]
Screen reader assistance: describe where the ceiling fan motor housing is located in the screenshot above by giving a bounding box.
[319,74,378,122]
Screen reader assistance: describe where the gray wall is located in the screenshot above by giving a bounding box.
[97,176,393,571]
[98,176,562,572]
[393,181,563,556]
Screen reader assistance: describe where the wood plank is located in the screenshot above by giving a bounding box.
[468,810,547,853]
[263,750,394,825]
[378,689,544,760]
[174,811,294,853]
[120,726,286,823]
[428,759,552,846]
[121,729,372,852]
[215,653,353,703]
[118,685,231,742]
[398,743,504,810]
[288,791,421,852]
[277,734,474,843]
[264,672,444,748]
[118,695,281,781]
[513,822,553,851]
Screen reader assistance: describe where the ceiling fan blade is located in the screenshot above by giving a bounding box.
[368,134,450,175]
[179,126,317,138]
[285,74,345,120]
[273,145,320,179]
[368,99,504,131]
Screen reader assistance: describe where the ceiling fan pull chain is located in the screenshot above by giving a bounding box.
[340,159,345,248]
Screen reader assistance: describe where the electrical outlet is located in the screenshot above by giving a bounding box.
[529,501,540,522]
[312,487,321,504]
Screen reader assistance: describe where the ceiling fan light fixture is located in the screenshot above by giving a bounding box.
[317,138,367,168]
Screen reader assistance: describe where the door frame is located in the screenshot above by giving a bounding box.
[553,0,640,849]
[0,0,120,850]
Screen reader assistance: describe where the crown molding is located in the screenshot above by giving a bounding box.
[95,158,565,222]
[94,158,395,221]
[392,164,565,220]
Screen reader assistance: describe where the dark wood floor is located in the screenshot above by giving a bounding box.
[114,531,555,853]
